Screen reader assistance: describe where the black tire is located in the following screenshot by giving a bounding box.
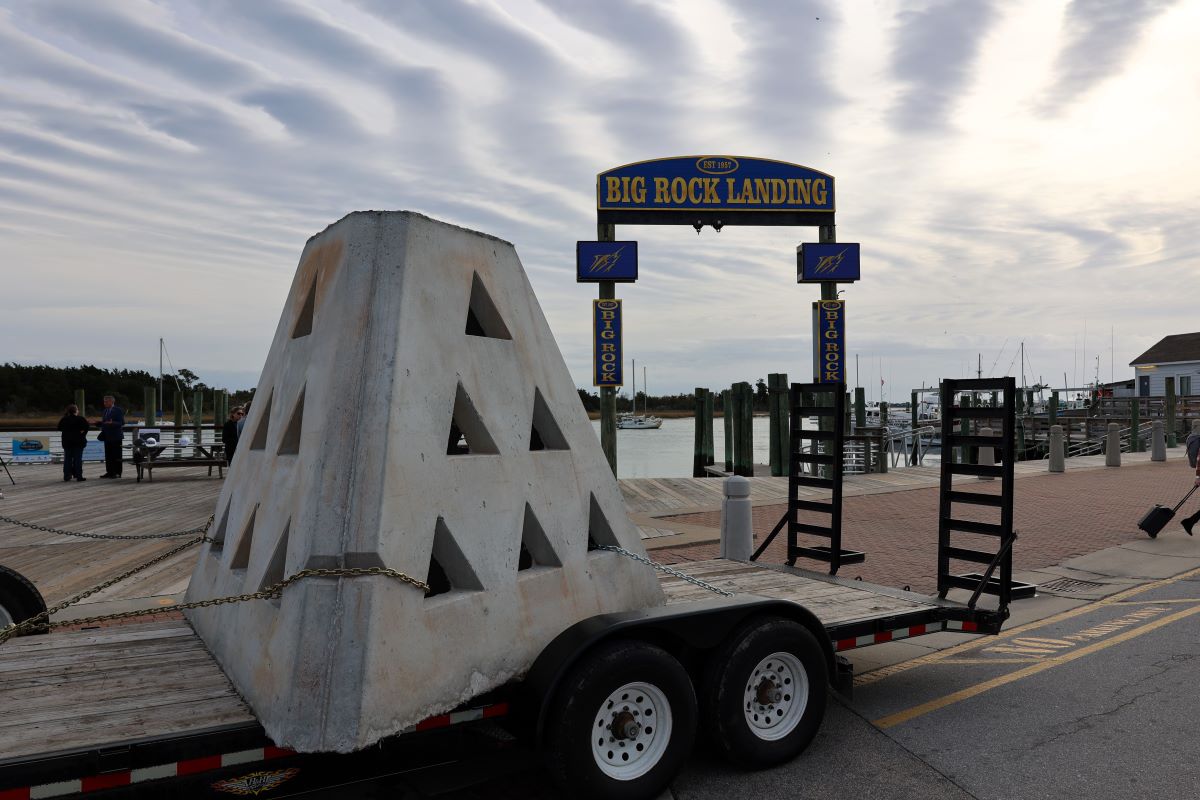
[543,639,697,800]
[701,617,827,769]
[0,564,48,635]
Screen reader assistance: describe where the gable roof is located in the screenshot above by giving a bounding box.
[1130,332,1200,366]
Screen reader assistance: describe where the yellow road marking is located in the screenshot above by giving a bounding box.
[937,658,1043,665]
[855,563,1200,687]
[873,601,1200,729]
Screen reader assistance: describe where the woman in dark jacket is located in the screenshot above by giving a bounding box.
[57,404,90,482]
[222,407,244,464]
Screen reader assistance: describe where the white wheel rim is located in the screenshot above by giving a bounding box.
[743,650,809,741]
[590,681,674,780]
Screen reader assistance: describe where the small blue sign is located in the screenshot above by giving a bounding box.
[798,243,860,283]
[812,300,846,384]
[598,155,834,213]
[577,241,638,283]
[593,299,623,387]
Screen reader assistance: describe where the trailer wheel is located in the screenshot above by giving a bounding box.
[0,564,48,635]
[544,639,697,800]
[702,617,826,769]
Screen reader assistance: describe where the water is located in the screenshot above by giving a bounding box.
[588,417,938,478]
[589,417,778,478]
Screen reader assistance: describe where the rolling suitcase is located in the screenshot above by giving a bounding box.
[1138,486,1198,538]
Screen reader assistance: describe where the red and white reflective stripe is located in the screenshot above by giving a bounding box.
[409,702,509,733]
[1,746,294,799]
[944,620,979,633]
[834,622,941,652]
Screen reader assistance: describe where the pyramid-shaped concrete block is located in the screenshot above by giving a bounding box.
[185,211,664,752]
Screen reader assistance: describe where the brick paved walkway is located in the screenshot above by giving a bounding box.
[654,460,1197,594]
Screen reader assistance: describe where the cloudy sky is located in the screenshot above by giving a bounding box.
[3,0,1197,401]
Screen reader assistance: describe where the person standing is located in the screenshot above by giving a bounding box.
[96,395,125,478]
[56,404,89,482]
[223,406,244,464]
[1182,420,1200,535]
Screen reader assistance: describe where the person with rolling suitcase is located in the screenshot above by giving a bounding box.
[1181,421,1200,535]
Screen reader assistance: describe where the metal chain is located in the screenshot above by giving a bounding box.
[0,513,214,540]
[595,544,734,597]
[0,515,429,646]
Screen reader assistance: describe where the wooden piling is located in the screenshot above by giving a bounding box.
[722,389,733,472]
[174,390,184,432]
[693,388,707,478]
[700,388,710,465]
[1048,391,1058,426]
[1130,397,1140,453]
[855,387,866,429]
[1166,377,1177,447]
[144,387,157,428]
[74,389,85,415]
[192,390,203,442]
[768,374,789,477]
[733,382,754,477]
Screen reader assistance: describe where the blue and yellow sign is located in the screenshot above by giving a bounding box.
[578,241,638,283]
[597,156,835,213]
[812,300,846,384]
[798,243,860,283]
[593,299,623,387]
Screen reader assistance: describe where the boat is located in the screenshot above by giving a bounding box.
[617,360,662,430]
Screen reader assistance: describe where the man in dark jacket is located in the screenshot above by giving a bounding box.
[1182,421,1200,535]
[56,404,89,482]
[223,407,244,464]
[96,395,125,478]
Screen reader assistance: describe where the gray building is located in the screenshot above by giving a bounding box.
[1129,332,1200,397]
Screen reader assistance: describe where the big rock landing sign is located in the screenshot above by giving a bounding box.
[597,155,835,227]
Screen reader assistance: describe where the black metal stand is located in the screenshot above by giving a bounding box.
[786,382,864,575]
[936,377,1035,616]
[0,454,14,486]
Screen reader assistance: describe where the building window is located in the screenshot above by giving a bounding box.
[1181,376,1192,396]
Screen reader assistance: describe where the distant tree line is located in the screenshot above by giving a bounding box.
[0,363,253,416]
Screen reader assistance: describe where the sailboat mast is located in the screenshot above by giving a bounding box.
[632,358,636,414]
[158,338,163,416]
[643,364,648,417]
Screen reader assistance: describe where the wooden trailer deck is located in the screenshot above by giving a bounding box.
[0,558,973,767]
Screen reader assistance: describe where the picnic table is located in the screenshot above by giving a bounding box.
[132,441,226,482]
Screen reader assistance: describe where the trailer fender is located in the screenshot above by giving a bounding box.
[0,564,48,635]
[519,596,833,746]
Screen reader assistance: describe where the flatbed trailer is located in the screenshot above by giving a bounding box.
[0,557,1005,800]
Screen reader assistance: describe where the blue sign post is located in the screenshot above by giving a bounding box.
[577,241,638,282]
[593,299,623,387]
[798,243,860,283]
[812,300,846,384]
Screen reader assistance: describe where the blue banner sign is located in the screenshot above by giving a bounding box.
[12,436,51,463]
[812,300,846,384]
[798,243,860,283]
[597,156,834,213]
[593,299,623,387]
[577,241,638,282]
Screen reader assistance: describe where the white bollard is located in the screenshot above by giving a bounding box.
[1049,425,1065,472]
[1151,420,1166,461]
[977,426,995,480]
[720,475,754,561]
[1105,422,1121,467]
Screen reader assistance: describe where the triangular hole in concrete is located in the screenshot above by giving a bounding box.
[446,383,498,455]
[464,273,511,340]
[230,505,258,571]
[291,274,317,338]
[587,493,620,552]
[529,388,568,451]
[426,517,484,598]
[518,503,561,571]
[260,520,290,596]
[276,389,305,455]
[209,501,232,554]
[249,389,273,451]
